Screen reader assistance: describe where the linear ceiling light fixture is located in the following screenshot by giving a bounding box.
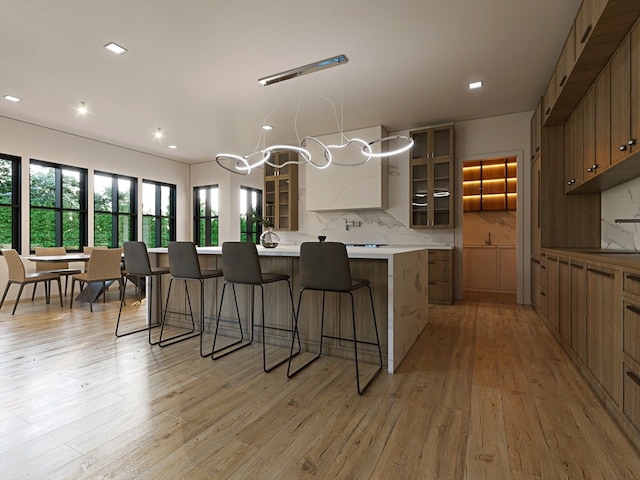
[3,94,22,102]
[216,54,413,175]
[258,54,348,86]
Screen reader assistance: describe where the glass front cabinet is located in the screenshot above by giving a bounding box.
[264,151,298,231]
[409,125,454,228]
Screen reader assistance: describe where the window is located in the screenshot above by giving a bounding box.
[0,153,21,251]
[240,186,262,243]
[94,171,137,247]
[142,180,176,247]
[29,160,88,252]
[193,185,219,246]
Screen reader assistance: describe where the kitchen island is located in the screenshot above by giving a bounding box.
[149,244,433,373]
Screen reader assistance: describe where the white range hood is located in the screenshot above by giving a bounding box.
[306,125,389,212]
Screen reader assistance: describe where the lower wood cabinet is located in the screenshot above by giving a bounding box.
[570,260,587,363]
[538,249,640,450]
[463,246,516,293]
[586,264,621,406]
[428,249,454,305]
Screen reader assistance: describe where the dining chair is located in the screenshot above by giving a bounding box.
[160,241,222,356]
[69,248,123,312]
[212,242,300,372]
[31,246,82,298]
[0,249,63,315]
[287,242,383,395]
[116,241,170,343]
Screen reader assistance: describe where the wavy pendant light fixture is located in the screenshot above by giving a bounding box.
[216,54,413,175]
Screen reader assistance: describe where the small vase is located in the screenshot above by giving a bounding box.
[260,227,280,248]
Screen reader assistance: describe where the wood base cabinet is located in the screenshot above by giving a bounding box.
[427,249,454,305]
[539,250,640,450]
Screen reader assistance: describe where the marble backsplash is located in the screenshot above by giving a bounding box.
[601,176,640,251]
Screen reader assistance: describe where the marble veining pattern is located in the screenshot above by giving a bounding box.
[601,177,640,252]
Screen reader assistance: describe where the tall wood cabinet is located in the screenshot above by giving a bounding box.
[409,125,454,229]
[264,151,298,231]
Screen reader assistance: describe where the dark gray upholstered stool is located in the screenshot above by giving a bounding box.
[212,242,300,372]
[116,241,170,343]
[287,241,383,395]
[160,241,223,356]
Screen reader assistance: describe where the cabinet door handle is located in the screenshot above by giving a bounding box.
[619,144,627,151]
[627,304,640,316]
[629,139,637,146]
[580,24,593,44]
[626,274,640,283]
[541,291,546,297]
[545,107,551,115]
[558,75,567,87]
[532,258,540,265]
[587,268,614,278]
[627,370,640,388]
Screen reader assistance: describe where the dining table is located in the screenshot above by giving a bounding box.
[24,253,105,304]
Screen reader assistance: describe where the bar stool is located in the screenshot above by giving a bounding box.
[116,241,170,343]
[287,242,383,395]
[160,241,222,356]
[212,242,300,372]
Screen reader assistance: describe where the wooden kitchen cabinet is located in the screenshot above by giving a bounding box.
[427,249,454,305]
[409,125,454,229]
[546,255,560,333]
[610,22,640,165]
[530,100,542,162]
[558,258,572,344]
[570,260,587,364]
[594,64,611,173]
[264,151,298,231]
[555,25,575,100]
[574,0,607,61]
[586,264,621,405]
[622,268,640,433]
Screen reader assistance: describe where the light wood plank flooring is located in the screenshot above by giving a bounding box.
[1,290,639,479]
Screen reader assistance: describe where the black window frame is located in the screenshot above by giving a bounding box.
[142,179,176,248]
[29,159,88,253]
[0,153,21,252]
[193,184,219,247]
[94,171,138,247]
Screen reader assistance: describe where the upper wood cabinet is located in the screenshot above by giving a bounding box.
[264,151,298,231]
[543,0,640,127]
[574,0,607,60]
[555,25,575,99]
[409,125,454,160]
[409,125,454,229]
[530,100,542,162]
[611,22,640,165]
[564,18,640,194]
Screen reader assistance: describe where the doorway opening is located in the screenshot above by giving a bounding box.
[462,156,517,301]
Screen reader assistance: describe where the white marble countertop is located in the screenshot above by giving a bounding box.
[148,244,450,260]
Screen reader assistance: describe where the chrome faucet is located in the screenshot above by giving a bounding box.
[485,232,492,245]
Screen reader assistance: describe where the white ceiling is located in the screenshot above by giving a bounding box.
[0,0,581,165]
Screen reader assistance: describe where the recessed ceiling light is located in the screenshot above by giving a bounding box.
[469,81,483,90]
[262,125,273,131]
[3,95,22,102]
[168,144,178,149]
[104,42,127,55]
[77,102,88,115]
[154,128,164,139]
